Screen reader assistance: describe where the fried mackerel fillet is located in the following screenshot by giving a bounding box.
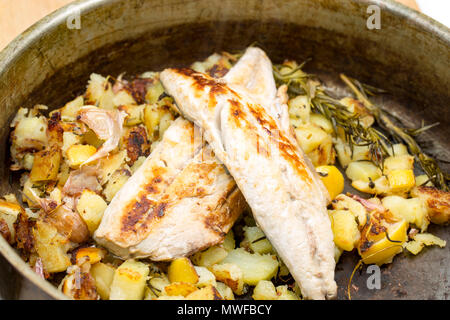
[160,47,337,299]
[94,117,246,260]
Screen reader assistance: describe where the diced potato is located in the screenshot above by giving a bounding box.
[168,257,199,284]
[144,104,173,140]
[240,226,273,254]
[76,190,107,234]
[91,262,116,300]
[387,169,415,192]
[309,114,333,134]
[60,96,84,121]
[215,282,234,300]
[99,150,126,184]
[387,143,409,156]
[276,285,301,300]
[103,170,130,202]
[85,73,115,110]
[295,124,334,166]
[411,186,450,225]
[62,132,82,155]
[158,112,175,138]
[383,155,414,175]
[346,161,382,182]
[29,147,61,182]
[75,247,106,265]
[145,81,165,104]
[331,194,367,227]
[288,95,310,125]
[194,266,217,287]
[382,196,429,231]
[352,176,391,195]
[120,104,145,126]
[329,210,360,251]
[358,217,408,266]
[316,165,344,200]
[334,141,372,168]
[404,233,446,255]
[221,248,279,286]
[209,263,245,295]
[109,260,149,300]
[13,116,48,150]
[252,280,278,300]
[185,285,222,300]
[113,90,136,107]
[221,230,235,252]
[33,220,71,273]
[164,282,198,297]
[191,245,228,267]
[66,144,97,167]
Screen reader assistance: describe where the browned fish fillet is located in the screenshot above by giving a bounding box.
[94,117,246,260]
[160,47,337,299]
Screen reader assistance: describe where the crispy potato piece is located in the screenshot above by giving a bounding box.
[164,282,198,297]
[29,146,61,182]
[91,262,116,300]
[215,282,234,300]
[382,195,429,231]
[209,263,244,295]
[316,165,344,201]
[387,169,415,192]
[109,259,149,300]
[331,194,367,228]
[411,186,450,225]
[329,209,360,251]
[194,266,217,287]
[66,144,97,168]
[98,150,126,184]
[33,220,71,273]
[191,245,229,267]
[252,280,278,300]
[75,247,106,265]
[103,169,131,202]
[168,257,199,284]
[346,161,382,182]
[185,285,222,300]
[221,248,279,286]
[76,190,107,235]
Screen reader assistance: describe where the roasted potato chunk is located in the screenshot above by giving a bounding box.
[109,260,149,300]
[168,257,199,284]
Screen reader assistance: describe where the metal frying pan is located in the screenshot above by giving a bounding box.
[0,0,448,299]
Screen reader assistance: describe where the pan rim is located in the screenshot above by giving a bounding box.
[0,0,448,300]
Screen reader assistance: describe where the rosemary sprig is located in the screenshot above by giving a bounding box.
[340,74,449,191]
[273,63,391,168]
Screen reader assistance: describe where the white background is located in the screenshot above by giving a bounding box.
[416,0,450,27]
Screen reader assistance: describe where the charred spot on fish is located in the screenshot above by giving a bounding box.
[121,197,153,232]
[154,202,168,218]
